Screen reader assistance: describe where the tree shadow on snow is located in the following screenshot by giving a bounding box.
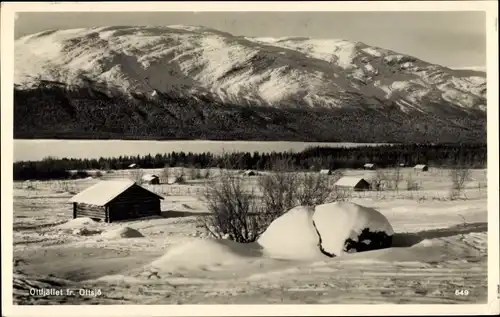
[391,222,487,248]
[159,210,211,219]
[103,210,211,223]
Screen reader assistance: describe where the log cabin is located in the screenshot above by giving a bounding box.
[413,164,429,172]
[363,163,376,170]
[334,176,371,192]
[141,174,160,185]
[69,180,164,223]
[319,169,333,175]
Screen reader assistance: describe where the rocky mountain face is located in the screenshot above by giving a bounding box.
[14,26,487,143]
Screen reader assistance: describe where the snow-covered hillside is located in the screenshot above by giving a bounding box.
[15,25,486,114]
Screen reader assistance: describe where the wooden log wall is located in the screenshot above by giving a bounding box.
[75,203,106,221]
[108,185,161,222]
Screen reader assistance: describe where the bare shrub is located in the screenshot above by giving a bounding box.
[449,166,471,200]
[161,165,171,183]
[130,169,145,185]
[101,161,111,172]
[258,159,346,218]
[24,181,37,190]
[405,173,420,191]
[172,168,186,184]
[203,168,211,179]
[392,164,402,193]
[371,170,389,191]
[478,181,487,193]
[296,171,347,206]
[198,159,347,243]
[189,167,202,180]
[417,195,428,203]
[335,187,353,201]
[198,170,269,243]
[295,172,332,206]
[54,180,77,194]
[257,159,299,219]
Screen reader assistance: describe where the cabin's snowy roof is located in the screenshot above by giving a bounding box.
[142,174,159,181]
[334,176,368,187]
[69,179,163,206]
[364,163,375,167]
[319,169,332,173]
[414,164,428,169]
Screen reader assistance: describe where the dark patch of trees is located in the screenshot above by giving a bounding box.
[14,85,486,144]
[13,143,487,181]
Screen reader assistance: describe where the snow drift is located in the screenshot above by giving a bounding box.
[148,202,394,272]
[150,238,263,271]
[313,202,394,257]
[100,227,144,239]
[55,217,99,230]
[72,227,102,236]
[257,206,326,260]
[258,202,394,259]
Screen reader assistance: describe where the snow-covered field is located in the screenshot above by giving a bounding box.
[12,168,488,304]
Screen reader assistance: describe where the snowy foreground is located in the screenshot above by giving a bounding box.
[12,168,488,304]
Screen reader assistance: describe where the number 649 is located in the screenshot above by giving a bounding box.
[455,289,470,296]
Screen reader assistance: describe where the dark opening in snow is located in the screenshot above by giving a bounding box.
[343,228,393,253]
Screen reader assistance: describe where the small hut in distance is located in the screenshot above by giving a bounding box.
[414,164,429,172]
[128,163,138,169]
[319,169,333,175]
[363,163,376,170]
[243,170,257,176]
[334,176,370,191]
[142,174,160,185]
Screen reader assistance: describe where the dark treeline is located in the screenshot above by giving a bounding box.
[13,144,487,181]
[15,85,486,144]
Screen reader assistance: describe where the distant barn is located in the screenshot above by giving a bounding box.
[334,176,370,191]
[128,163,138,169]
[69,180,164,223]
[243,170,257,176]
[142,174,160,185]
[363,163,376,170]
[319,169,333,175]
[414,164,429,172]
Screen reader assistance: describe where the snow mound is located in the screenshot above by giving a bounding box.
[55,217,98,230]
[257,206,326,260]
[100,227,144,239]
[72,227,102,236]
[150,238,262,271]
[313,202,394,257]
[94,274,143,284]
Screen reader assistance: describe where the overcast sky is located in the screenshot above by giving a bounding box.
[15,11,486,68]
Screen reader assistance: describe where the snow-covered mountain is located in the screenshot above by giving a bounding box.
[13,26,487,142]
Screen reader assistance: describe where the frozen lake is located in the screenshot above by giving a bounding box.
[13,139,389,161]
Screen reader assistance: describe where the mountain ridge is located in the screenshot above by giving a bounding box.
[14,25,487,143]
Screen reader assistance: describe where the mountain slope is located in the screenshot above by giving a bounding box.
[14,26,487,143]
